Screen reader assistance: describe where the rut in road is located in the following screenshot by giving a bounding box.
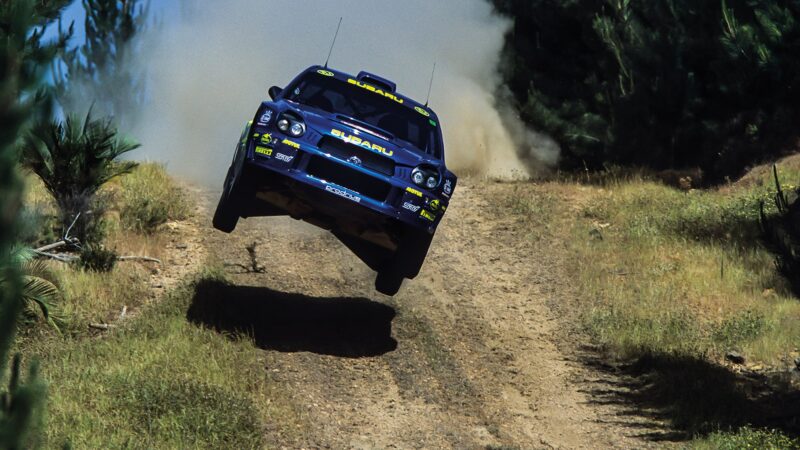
[194,178,661,449]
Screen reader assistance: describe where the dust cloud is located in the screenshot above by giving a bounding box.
[134,0,559,185]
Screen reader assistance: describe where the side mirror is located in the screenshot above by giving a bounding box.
[268,86,283,100]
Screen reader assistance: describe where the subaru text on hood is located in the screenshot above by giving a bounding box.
[213,66,457,295]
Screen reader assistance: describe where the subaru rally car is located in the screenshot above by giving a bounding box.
[213,65,457,295]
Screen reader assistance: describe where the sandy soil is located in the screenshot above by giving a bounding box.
[192,178,661,449]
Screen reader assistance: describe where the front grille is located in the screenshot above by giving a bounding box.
[307,156,391,201]
[317,136,395,176]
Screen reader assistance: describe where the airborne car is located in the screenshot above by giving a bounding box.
[213,66,457,295]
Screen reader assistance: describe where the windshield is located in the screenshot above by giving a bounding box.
[286,72,441,157]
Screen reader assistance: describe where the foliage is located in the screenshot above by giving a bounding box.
[694,426,800,449]
[20,110,140,245]
[78,244,117,272]
[4,248,65,331]
[491,0,800,182]
[119,163,190,233]
[56,0,150,127]
[0,0,71,447]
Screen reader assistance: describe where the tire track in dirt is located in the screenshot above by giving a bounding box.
[195,178,660,449]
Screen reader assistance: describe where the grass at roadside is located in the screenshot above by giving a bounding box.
[509,161,800,443]
[559,171,800,364]
[25,267,302,449]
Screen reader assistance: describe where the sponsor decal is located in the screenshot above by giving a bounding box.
[317,69,334,77]
[275,153,293,163]
[402,202,421,213]
[443,179,453,195]
[420,209,436,222]
[429,199,440,211]
[260,133,273,145]
[258,110,272,125]
[347,156,362,165]
[281,138,300,149]
[406,186,423,197]
[347,78,404,104]
[414,106,431,117]
[255,146,272,156]
[325,185,362,203]
[331,129,393,156]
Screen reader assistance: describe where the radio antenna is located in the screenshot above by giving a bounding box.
[324,17,343,68]
[424,62,437,107]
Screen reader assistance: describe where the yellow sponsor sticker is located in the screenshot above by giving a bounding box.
[255,146,272,156]
[420,210,436,222]
[281,138,300,149]
[347,78,404,104]
[406,187,423,197]
[317,69,334,76]
[331,129,393,156]
[429,199,440,211]
[414,106,430,117]
[260,133,273,145]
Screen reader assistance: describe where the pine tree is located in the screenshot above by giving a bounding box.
[56,0,149,128]
[492,0,800,182]
[0,0,70,447]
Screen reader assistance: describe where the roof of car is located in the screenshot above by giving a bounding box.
[303,65,440,122]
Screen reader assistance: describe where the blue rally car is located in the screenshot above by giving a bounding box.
[213,65,457,295]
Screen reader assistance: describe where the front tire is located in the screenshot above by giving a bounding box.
[213,143,248,233]
[213,167,240,232]
[373,229,434,295]
[375,270,403,296]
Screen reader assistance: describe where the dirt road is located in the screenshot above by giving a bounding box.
[193,179,656,449]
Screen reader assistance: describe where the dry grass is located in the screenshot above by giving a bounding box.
[556,174,800,365]
[117,162,190,233]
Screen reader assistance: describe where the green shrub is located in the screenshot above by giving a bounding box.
[78,245,117,272]
[119,163,189,233]
[711,310,768,351]
[695,426,800,449]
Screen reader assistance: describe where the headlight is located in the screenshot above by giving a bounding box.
[276,113,306,138]
[412,169,426,185]
[412,166,440,190]
[425,176,438,189]
[289,122,306,137]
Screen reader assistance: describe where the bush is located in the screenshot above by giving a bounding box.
[696,426,800,449]
[78,245,117,272]
[118,163,189,233]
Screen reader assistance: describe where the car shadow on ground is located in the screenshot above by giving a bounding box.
[187,279,398,358]
[579,349,800,442]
